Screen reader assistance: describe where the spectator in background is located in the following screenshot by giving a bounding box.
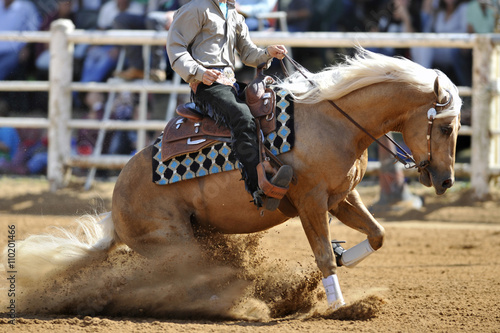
[0,0,41,81]
[367,0,423,58]
[421,0,471,86]
[97,0,145,30]
[371,0,422,49]
[71,0,143,108]
[107,91,137,155]
[71,0,102,30]
[0,0,41,113]
[466,0,495,33]
[284,0,312,65]
[0,102,19,164]
[309,0,371,33]
[35,0,75,76]
[305,0,355,71]
[309,0,338,32]
[0,127,19,163]
[76,91,106,156]
[112,0,189,82]
[370,134,423,213]
[362,0,426,213]
[75,90,137,158]
[79,0,144,84]
[0,127,48,175]
[286,0,312,32]
[236,0,277,31]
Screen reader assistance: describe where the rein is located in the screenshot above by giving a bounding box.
[280,55,452,172]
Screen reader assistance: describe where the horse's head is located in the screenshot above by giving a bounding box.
[402,73,462,195]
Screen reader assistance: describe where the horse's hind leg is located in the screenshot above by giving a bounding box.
[111,146,197,259]
[112,202,196,259]
[330,189,385,268]
[112,182,196,258]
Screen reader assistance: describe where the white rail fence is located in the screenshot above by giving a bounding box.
[0,19,498,199]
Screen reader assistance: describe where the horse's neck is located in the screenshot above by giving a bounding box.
[337,83,430,140]
[299,83,429,154]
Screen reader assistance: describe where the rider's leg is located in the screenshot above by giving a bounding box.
[194,83,260,195]
[194,83,292,208]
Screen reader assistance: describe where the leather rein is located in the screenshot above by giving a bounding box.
[280,54,453,172]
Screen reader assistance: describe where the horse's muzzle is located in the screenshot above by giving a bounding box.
[419,167,454,195]
[441,178,454,189]
[418,168,432,188]
[434,175,455,195]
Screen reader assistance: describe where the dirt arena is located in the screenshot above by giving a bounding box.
[0,176,499,332]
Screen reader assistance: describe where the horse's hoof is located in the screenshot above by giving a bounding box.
[331,240,346,267]
[332,299,346,310]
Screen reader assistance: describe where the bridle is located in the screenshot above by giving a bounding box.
[280,55,454,173]
[326,90,452,172]
[418,91,453,170]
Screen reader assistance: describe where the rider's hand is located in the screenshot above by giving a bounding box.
[266,45,288,60]
[202,69,221,86]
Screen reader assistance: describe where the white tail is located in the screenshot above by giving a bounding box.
[7,212,116,283]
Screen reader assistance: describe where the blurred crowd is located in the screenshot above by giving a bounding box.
[0,0,497,175]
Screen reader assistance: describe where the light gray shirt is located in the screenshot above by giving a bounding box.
[166,0,272,83]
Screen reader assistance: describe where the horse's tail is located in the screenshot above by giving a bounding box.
[8,212,117,283]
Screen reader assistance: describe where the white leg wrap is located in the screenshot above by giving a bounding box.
[322,274,345,309]
[340,239,375,268]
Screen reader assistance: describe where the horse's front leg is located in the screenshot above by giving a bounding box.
[330,189,386,267]
[298,191,345,309]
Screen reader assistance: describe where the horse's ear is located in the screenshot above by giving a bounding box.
[433,76,439,96]
[433,76,447,104]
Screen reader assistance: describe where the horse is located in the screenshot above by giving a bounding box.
[16,48,461,311]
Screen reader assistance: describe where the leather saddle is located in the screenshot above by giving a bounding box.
[161,67,276,162]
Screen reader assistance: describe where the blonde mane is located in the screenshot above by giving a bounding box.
[273,48,461,119]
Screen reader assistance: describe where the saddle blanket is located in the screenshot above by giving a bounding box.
[152,88,294,185]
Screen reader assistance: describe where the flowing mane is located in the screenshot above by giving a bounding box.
[273,48,461,119]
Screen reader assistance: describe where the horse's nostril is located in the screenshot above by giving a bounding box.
[442,179,454,189]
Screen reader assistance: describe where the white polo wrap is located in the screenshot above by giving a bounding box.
[340,239,375,268]
[322,274,345,309]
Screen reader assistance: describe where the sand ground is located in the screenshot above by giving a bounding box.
[0,176,499,332]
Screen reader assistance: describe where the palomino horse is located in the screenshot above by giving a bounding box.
[17,49,462,310]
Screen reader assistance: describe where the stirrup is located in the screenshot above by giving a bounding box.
[331,240,346,267]
[257,163,293,211]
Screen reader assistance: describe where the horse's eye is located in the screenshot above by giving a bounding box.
[440,126,452,136]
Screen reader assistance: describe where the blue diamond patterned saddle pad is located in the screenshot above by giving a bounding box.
[152,88,294,185]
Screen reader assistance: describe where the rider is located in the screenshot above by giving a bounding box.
[167,0,293,210]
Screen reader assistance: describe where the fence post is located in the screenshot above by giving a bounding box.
[471,35,493,200]
[47,19,74,192]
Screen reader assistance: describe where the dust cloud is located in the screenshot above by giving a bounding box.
[10,231,383,321]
